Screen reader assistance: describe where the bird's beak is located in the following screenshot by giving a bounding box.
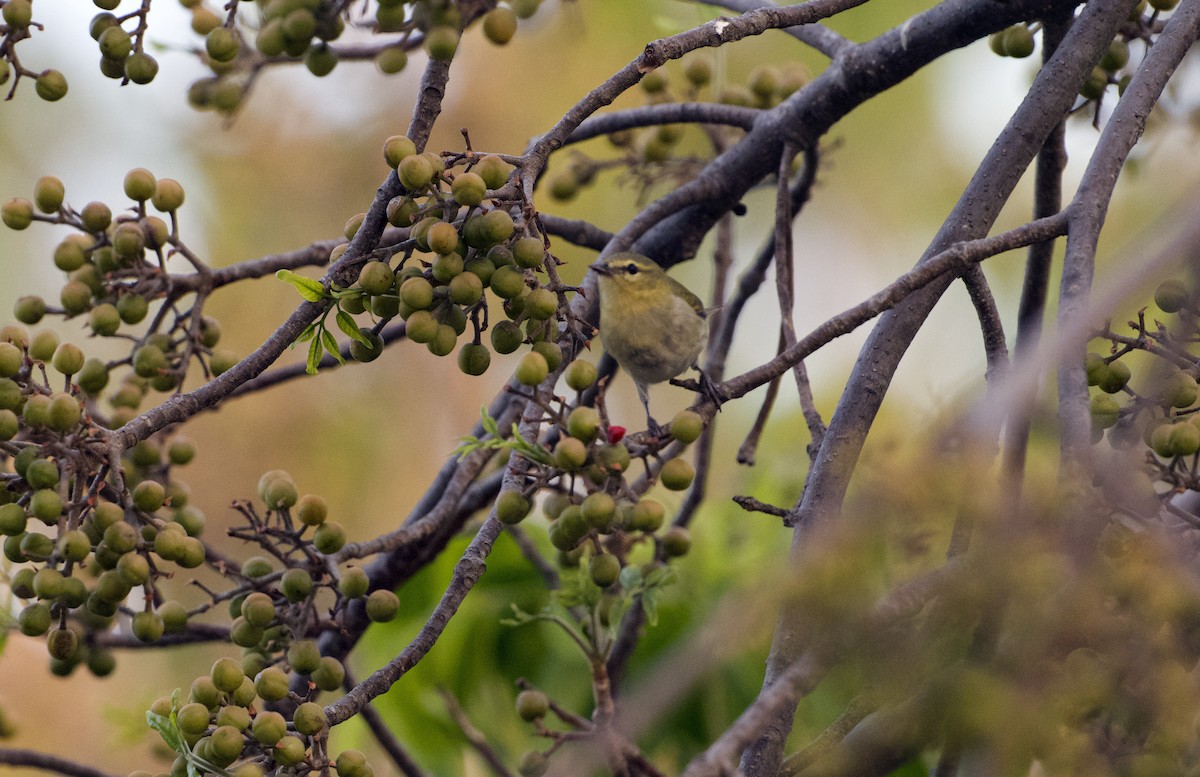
[589,261,611,276]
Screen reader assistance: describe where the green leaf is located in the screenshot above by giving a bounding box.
[481,406,500,436]
[321,328,346,365]
[335,309,373,346]
[295,321,318,345]
[306,333,324,375]
[641,588,660,626]
[276,269,328,302]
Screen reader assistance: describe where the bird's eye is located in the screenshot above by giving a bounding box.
[625,263,639,275]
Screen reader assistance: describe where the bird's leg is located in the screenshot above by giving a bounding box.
[671,365,725,411]
[637,383,667,439]
[696,365,725,411]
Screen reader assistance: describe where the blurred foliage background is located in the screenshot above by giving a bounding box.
[3,0,1200,774]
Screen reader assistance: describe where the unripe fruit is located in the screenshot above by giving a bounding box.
[424,25,459,61]
[515,689,549,721]
[554,437,588,471]
[1,197,34,230]
[132,611,165,642]
[19,603,52,636]
[36,70,69,102]
[281,567,314,602]
[398,154,435,191]
[34,176,65,213]
[565,359,597,392]
[14,295,46,325]
[350,329,385,363]
[117,294,149,324]
[630,498,665,532]
[358,261,395,296]
[212,656,246,693]
[288,639,322,675]
[659,458,695,490]
[490,265,527,299]
[1098,360,1130,394]
[1169,422,1200,456]
[383,135,417,169]
[177,702,212,735]
[566,406,600,443]
[670,410,704,444]
[240,592,275,628]
[125,52,160,84]
[662,526,692,557]
[252,710,287,745]
[160,601,189,632]
[293,702,327,736]
[255,667,289,701]
[581,491,616,531]
[516,352,549,386]
[30,489,64,523]
[449,271,484,306]
[314,520,346,553]
[124,168,157,202]
[1156,279,1189,313]
[1002,25,1035,58]
[490,320,523,354]
[336,750,372,777]
[377,45,408,74]
[89,303,121,336]
[312,655,346,692]
[366,589,400,622]
[457,342,491,376]
[400,276,434,310]
[518,750,548,777]
[590,553,621,587]
[295,493,327,526]
[1090,394,1120,429]
[51,343,85,376]
[339,566,370,598]
[451,172,487,206]
[532,341,562,371]
[133,480,166,512]
[496,490,532,525]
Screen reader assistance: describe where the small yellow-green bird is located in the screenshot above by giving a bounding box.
[590,251,714,431]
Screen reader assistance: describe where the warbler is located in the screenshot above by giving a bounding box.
[590,251,718,431]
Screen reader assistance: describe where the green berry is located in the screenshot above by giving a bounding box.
[358,261,395,295]
[515,351,549,386]
[287,639,322,675]
[133,480,166,512]
[366,589,400,622]
[1,197,34,229]
[566,406,600,443]
[659,458,695,491]
[36,70,69,102]
[424,25,459,61]
[281,567,313,602]
[296,493,328,526]
[589,552,621,587]
[255,667,289,701]
[565,360,597,392]
[292,701,327,736]
[151,179,186,212]
[177,702,212,735]
[1155,279,1189,313]
[251,710,287,745]
[339,566,370,598]
[132,610,165,643]
[662,526,692,557]
[398,154,435,191]
[376,46,408,74]
[451,172,487,206]
[1097,360,1130,394]
[515,689,549,721]
[14,295,46,325]
[670,410,704,444]
[33,176,65,213]
[383,135,417,169]
[495,490,531,525]
[212,656,246,693]
[482,6,518,44]
[314,520,346,553]
[123,168,157,202]
[312,655,346,692]
[125,52,160,84]
[457,342,491,376]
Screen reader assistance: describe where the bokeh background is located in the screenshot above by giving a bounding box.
[3,1,1200,774]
